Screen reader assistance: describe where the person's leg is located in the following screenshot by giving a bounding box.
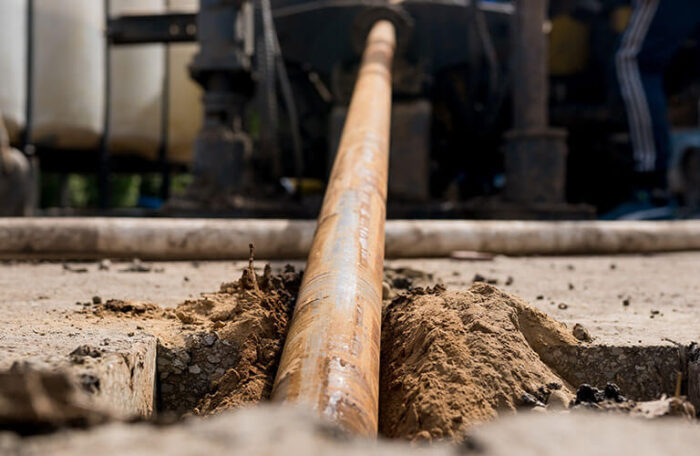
[637,0,700,185]
[637,71,668,185]
[616,0,700,187]
[616,0,660,178]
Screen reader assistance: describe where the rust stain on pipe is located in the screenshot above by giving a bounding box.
[271,20,396,436]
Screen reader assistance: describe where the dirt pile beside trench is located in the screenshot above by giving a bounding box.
[89,263,301,416]
[86,266,584,436]
[379,282,581,442]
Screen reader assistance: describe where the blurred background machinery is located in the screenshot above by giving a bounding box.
[0,0,698,218]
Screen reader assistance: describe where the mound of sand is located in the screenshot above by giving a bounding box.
[379,283,580,441]
[90,263,301,416]
[188,264,300,415]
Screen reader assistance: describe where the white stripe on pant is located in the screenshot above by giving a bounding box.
[615,0,660,172]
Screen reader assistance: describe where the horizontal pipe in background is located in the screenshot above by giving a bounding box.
[1,218,700,259]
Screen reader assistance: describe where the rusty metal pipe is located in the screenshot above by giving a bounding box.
[271,20,396,436]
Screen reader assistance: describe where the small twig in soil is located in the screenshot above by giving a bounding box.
[242,243,260,291]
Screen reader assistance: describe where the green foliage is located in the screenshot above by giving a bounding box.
[41,173,140,208]
[170,173,193,196]
[40,172,194,208]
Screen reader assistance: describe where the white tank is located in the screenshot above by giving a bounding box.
[32,0,105,149]
[167,0,202,164]
[108,0,166,160]
[0,0,28,145]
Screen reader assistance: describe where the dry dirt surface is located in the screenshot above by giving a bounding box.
[379,283,579,441]
[1,253,699,453]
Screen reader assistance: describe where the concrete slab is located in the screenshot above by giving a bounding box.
[0,260,184,419]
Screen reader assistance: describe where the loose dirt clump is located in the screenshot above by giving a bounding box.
[86,262,301,417]
[160,263,300,415]
[0,364,111,434]
[379,282,581,442]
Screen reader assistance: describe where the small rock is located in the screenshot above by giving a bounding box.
[63,263,88,273]
[472,274,498,285]
[413,430,432,443]
[505,276,514,286]
[120,258,164,273]
[575,384,603,404]
[382,281,394,300]
[568,283,574,290]
[92,296,102,304]
[176,311,197,324]
[535,385,551,403]
[184,276,190,282]
[547,390,571,410]
[572,323,592,342]
[558,303,568,310]
[207,355,221,364]
[604,383,626,403]
[188,365,202,374]
[392,277,412,290]
[203,334,217,346]
[609,263,617,270]
[536,295,544,300]
[521,392,545,407]
[69,345,102,363]
[79,374,100,393]
[623,298,630,306]
[98,259,112,270]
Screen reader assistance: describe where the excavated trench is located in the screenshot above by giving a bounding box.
[79,263,697,441]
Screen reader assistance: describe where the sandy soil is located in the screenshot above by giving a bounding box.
[0,253,698,448]
[379,283,580,441]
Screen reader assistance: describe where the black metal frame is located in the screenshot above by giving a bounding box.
[98,0,111,209]
[107,12,197,44]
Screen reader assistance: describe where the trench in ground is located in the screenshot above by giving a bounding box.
[143,271,697,439]
[9,265,690,439]
[153,332,694,413]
